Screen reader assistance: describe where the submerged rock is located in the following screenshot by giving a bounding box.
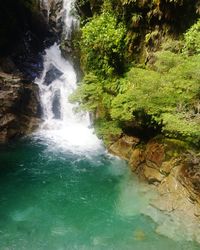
[0,72,42,143]
[133,229,146,241]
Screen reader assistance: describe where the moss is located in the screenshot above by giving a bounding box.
[160,138,190,160]
[94,119,122,146]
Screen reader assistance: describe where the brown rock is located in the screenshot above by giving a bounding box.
[0,72,41,143]
[158,171,182,195]
[160,161,174,175]
[123,135,140,145]
[133,229,146,241]
[109,136,140,161]
[178,153,200,203]
[150,170,191,212]
[129,148,144,171]
[143,166,164,184]
[145,141,165,168]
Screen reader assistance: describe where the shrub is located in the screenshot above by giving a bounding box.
[110,51,200,144]
[80,11,126,76]
[183,19,200,55]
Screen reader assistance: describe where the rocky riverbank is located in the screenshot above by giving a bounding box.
[109,135,200,242]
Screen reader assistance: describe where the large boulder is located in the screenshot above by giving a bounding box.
[109,135,140,161]
[44,64,63,86]
[0,72,42,143]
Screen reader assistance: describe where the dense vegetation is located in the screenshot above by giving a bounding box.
[70,0,200,146]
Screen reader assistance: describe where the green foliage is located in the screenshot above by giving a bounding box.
[111,67,162,121]
[161,38,184,53]
[161,113,200,145]
[110,51,200,144]
[145,30,159,45]
[69,73,103,112]
[70,73,119,114]
[94,119,122,145]
[80,11,126,76]
[154,50,183,73]
[183,19,200,55]
[72,1,200,145]
[71,51,200,145]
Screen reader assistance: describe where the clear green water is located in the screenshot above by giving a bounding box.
[0,139,199,250]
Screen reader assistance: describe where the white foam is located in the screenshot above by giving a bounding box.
[33,0,103,154]
[34,37,102,153]
[63,0,79,39]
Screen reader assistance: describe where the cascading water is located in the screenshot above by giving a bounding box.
[34,0,102,154]
[1,1,200,249]
[63,0,78,38]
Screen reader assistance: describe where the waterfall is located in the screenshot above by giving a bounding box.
[63,0,78,39]
[34,0,102,153]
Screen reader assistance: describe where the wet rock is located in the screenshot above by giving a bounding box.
[44,64,63,85]
[160,160,175,175]
[143,166,164,184]
[133,229,146,241]
[0,0,54,82]
[109,136,140,161]
[145,141,165,168]
[52,90,61,119]
[40,0,64,36]
[179,153,200,203]
[129,148,144,172]
[0,57,18,73]
[0,72,41,143]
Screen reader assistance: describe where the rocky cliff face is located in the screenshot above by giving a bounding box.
[0,73,42,143]
[40,0,64,37]
[0,0,63,81]
[0,1,61,143]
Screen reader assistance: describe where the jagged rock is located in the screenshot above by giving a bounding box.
[129,148,144,171]
[0,0,52,79]
[145,141,165,168]
[179,153,200,203]
[160,160,175,175]
[44,64,63,85]
[109,136,140,161]
[40,0,64,36]
[143,166,165,184]
[123,135,140,145]
[0,72,41,143]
